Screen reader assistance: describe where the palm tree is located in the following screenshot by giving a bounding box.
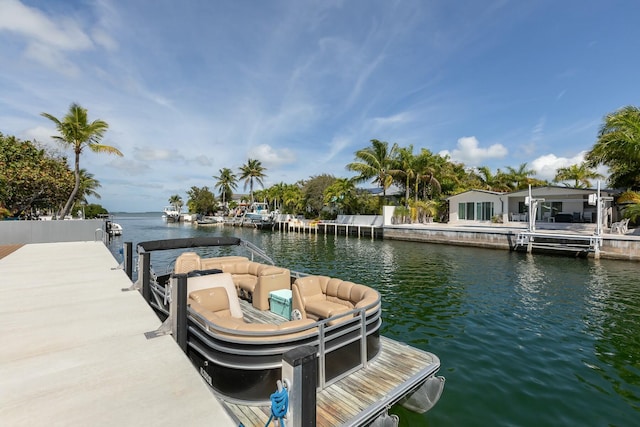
[239,159,267,204]
[213,167,237,207]
[504,163,536,190]
[586,105,640,190]
[168,194,183,212]
[73,169,102,212]
[41,103,122,218]
[553,163,604,188]
[392,145,418,207]
[414,149,442,200]
[282,183,304,214]
[476,166,511,192]
[324,178,357,214]
[268,182,287,212]
[346,139,399,205]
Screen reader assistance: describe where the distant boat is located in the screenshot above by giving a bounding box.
[162,206,181,222]
[108,222,123,236]
[243,202,272,222]
[196,216,225,226]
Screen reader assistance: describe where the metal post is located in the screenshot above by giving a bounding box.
[123,242,133,280]
[140,251,151,302]
[596,181,602,236]
[282,345,317,427]
[175,273,188,352]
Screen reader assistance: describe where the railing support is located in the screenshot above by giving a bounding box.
[175,273,188,352]
[123,242,133,279]
[140,252,151,302]
[282,345,317,427]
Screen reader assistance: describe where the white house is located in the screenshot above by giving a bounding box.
[448,190,507,223]
[448,186,616,225]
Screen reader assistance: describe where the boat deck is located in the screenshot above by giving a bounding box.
[223,335,440,427]
[239,298,288,324]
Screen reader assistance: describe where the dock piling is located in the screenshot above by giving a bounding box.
[282,345,317,427]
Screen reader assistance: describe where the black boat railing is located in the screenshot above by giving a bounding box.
[186,292,381,390]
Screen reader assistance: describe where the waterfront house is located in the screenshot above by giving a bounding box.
[448,186,617,225]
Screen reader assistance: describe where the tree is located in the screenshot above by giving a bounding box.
[324,178,357,215]
[168,194,183,212]
[346,139,399,206]
[267,182,287,212]
[475,166,511,192]
[213,167,237,207]
[74,169,101,203]
[553,163,603,188]
[504,163,536,190]
[186,186,216,215]
[282,183,304,214]
[41,103,123,218]
[0,133,73,216]
[303,174,336,217]
[239,158,267,204]
[392,145,418,207]
[414,149,442,200]
[83,203,109,218]
[586,105,640,190]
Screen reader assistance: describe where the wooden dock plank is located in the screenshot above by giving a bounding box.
[0,244,23,260]
[223,336,439,426]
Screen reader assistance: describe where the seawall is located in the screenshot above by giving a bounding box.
[383,224,640,262]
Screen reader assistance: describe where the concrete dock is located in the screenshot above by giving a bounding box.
[0,242,236,427]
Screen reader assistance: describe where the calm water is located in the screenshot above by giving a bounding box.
[108,213,640,426]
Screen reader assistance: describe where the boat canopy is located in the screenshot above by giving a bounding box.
[137,236,243,252]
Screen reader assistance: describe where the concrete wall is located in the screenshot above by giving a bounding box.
[0,219,107,245]
[383,225,640,261]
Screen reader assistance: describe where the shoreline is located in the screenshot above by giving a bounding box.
[383,223,640,261]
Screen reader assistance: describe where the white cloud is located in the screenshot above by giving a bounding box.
[368,112,413,132]
[91,27,118,51]
[439,136,508,166]
[531,151,586,182]
[248,144,296,167]
[134,147,185,162]
[0,0,93,50]
[325,135,351,162]
[0,0,96,74]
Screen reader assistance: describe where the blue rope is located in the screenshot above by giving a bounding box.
[265,386,288,427]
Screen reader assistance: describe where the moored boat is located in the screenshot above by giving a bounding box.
[131,236,444,425]
[162,206,181,222]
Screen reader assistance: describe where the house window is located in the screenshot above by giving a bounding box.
[476,202,494,221]
[540,201,563,219]
[459,201,492,220]
[458,202,475,220]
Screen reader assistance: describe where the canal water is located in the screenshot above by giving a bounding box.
[108,213,640,426]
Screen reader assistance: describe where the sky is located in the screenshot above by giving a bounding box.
[1,0,640,212]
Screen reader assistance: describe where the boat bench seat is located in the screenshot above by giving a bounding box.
[176,253,290,311]
[188,287,316,341]
[292,275,380,324]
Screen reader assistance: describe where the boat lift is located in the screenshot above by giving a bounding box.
[515,183,612,258]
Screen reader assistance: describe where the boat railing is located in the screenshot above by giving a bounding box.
[184,278,382,390]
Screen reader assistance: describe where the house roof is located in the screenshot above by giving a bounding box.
[507,185,612,197]
[447,189,507,200]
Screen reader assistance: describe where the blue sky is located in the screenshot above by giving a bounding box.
[1,0,639,212]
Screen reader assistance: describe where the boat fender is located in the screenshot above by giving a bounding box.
[369,411,399,427]
[400,375,446,414]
